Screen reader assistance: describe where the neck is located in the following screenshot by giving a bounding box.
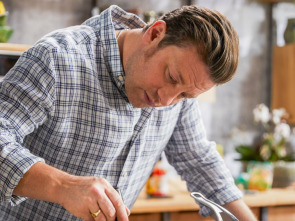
[116,29,143,73]
[116,29,127,65]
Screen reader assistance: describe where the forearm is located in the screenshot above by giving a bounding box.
[13,161,70,204]
[222,199,257,221]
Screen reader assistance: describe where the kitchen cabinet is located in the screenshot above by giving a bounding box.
[272,43,295,123]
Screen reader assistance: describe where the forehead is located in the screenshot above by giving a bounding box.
[170,45,207,72]
[170,46,213,92]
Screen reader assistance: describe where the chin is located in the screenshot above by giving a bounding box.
[128,99,142,108]
[127,94,146,108]
[131,103,146,108]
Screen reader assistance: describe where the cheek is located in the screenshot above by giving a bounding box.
[126,50,165,89]
[143,62,165,85]
[138,66,159,86]
[143,72,164,90]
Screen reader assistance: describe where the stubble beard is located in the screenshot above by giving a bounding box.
[124,45,160,108]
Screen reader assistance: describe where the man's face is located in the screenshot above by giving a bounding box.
[124,44,215,108]
[123,21,215,108]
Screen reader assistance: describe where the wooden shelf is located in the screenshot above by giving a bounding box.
[272,43,295,123]
[0,43,31,52]
[0,43,31,56]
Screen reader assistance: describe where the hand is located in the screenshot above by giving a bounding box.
[13,163,129,220]
[56,176,130,221]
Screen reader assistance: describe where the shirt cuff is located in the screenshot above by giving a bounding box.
[198,185,243,217]
[0,145,45,206]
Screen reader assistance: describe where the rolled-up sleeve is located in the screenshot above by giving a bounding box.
[0,43,56,205]
[165,99,242,217]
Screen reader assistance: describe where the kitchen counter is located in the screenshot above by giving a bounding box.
[130,179,295,221]
[132,188,295,213]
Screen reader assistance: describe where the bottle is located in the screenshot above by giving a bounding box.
[146,160,169,197]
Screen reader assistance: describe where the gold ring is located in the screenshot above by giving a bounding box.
[91,209,101,218]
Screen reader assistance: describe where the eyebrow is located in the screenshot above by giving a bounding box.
[176,68,201,99]
[176,70,197,98]
[177,70,185,85]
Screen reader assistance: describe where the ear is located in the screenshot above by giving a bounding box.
[142,20,167,45]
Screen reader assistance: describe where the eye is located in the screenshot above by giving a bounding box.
[169,72,177,84]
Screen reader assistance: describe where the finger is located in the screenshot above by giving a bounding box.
[89,203,101,218]
[105,188,128,221]
[93,209,107,221]
[90,208,101,219]
[84,198,101,221]
[84,211,104,221]
[97,192,117,220]
[125,206,130,216]
[89,205,107,221]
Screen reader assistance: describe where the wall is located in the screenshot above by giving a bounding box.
[3,0,93,44]
[2,0,295,175]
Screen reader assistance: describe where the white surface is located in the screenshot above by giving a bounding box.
[198,87,216,103]
[0,50,23,56]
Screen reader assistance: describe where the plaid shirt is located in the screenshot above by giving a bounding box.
[0,5,242,220]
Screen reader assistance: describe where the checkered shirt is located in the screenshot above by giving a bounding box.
[0,5,242,220]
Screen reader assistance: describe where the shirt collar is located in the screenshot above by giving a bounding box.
[99,5,145,95]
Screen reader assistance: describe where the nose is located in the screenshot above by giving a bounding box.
[157,86,183,106]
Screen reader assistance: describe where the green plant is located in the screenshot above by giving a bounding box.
[0,1,13,43]
[235,104,295,162]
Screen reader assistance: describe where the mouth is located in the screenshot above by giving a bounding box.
[144,91,155,107]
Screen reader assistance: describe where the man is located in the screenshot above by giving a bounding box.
[0,5,256,221]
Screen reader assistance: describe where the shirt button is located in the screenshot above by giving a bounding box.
[118,76,124,81]
[123,172,128,177]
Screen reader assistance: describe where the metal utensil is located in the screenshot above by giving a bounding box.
[115,188,123,221]
[190,192,239,221]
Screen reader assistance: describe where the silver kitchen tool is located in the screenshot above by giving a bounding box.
[190,192,239,221]
[115,188,123,221]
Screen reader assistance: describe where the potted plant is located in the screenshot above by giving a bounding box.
[0,1,13,43]
[235,103,295,189]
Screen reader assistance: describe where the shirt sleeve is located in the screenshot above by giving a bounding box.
[164,98,242,217]
[0,43,56,205]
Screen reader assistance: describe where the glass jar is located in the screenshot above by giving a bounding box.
[247,161,273,191]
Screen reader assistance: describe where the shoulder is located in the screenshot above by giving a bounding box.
[38,25,98,51]
[22,24,101,66]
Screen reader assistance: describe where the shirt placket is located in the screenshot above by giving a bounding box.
[116,107,154,194]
